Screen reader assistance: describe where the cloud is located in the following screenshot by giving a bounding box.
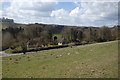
[51,9,69,18]
[69,7,81,17]
[0,10,3,17]
[3,0,57,23]
[2,1,118,27]
[49,2,118,26]
[81,2,118,26]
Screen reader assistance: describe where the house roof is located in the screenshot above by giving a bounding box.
[58,38,67,43]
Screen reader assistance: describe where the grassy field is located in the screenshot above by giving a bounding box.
[2,41,119,78]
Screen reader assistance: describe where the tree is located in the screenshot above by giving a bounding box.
[100,26,112,41]
[70,28,78,42]
[77,30,83,42]
[21,42,27,54]
[83,28,91,43]
[2,32,14,50]
[40,30,52,45]
[111,26,118,40]
[61,27,71,42]
[6,27,23,39]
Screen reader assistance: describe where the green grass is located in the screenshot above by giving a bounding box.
[0,58,2,79]
[2,41,119,78]
[53,34,62,40]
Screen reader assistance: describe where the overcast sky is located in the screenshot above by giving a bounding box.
[0,0,119,27]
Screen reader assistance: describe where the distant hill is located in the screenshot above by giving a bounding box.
[1,17,114,35]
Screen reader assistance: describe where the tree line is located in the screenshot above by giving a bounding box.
[2,24,120,51]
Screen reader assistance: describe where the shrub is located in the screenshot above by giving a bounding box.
[5,47,23,54]
[68,43,76,46]
[21,43,27,54]
[5,49,14,54]
[81,41,88,45]
[47,44,57,47]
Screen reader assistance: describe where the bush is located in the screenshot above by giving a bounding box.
[81,41,88,45]
[21,43,27,54]
[5,47,22,54]
[48,44,57,47]
[96,38,107,42]
[74,42,82,45]
[68,43,76,46]
[5,49,14,54]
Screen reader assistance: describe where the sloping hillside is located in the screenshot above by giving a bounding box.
[2,41,118,78]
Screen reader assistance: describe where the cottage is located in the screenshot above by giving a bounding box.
[58,42,62,45]
[58,38,67,45]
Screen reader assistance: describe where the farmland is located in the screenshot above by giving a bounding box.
[2,41,119,78]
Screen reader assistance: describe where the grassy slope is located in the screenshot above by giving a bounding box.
[1,23,27,29]
[2,41,119,78]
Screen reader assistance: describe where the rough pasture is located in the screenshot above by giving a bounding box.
[2,41,119,78]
